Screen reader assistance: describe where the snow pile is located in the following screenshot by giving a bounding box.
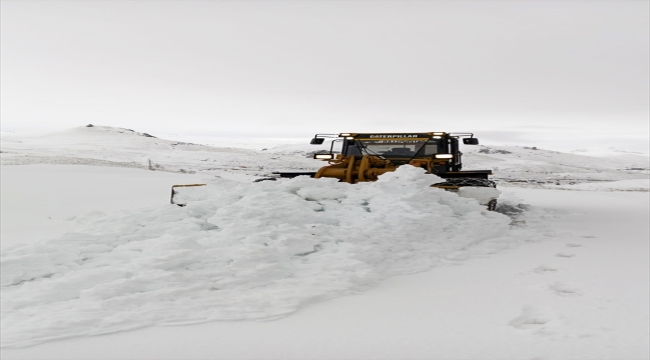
[2,166,525,348]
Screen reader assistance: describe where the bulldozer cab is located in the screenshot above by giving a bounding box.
[341,134,443,159]
[314,132,477,173]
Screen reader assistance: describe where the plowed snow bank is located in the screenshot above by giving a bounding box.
[2,166,528,348]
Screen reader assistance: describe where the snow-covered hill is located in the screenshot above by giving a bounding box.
[2,126,647,190]
[1,126,325,181]
[462,145,649,189]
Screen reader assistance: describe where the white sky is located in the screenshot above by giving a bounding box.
[1,0,648,151]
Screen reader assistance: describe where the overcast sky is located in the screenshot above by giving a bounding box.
[1,0,648,150]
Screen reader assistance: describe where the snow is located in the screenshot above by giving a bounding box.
[1,126,648,359]
[1,167,526,348]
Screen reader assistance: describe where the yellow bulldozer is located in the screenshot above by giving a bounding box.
[273,132,498,210]
[171,132,498,210]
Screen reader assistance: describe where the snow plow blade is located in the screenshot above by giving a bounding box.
[171,184,207,206]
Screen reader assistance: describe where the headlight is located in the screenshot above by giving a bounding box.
[434,154,453,159]
[433,132,445,135]
[339,133,351,137]
[314,154,334,160]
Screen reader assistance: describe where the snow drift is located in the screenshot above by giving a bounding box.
[2,166,525,348]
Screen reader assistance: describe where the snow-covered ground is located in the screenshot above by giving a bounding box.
[1,126,648,359]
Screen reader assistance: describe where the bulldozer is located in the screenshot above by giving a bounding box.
[273,132,498,210]
[171,132,498,210]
